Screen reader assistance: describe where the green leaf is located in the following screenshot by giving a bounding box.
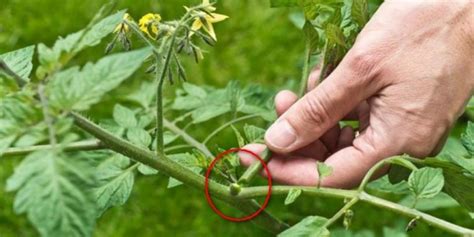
[0,135,16,157]
[47,47,151,111]
[399,192,458,211]
[303,21,320,54]
[271,0,299,8]
[461,122,474,156]
[244,124,266,143]
[317,161,333,185]
[138,164,158,175]
[351,0,369,27]
[420,158,474,211]
[231,125,246,147]
[183,82,207,99]
[0,45,35,80]
[191,105,230,124]
[37,11,125,77]
[125,81,156,109]
[6,150,96,237]
[126,128,152,148]
[284,188,302,205]
[408,167,444,199]
[113,104,137,128]
[278,216,329,237]
[94,155,135,216]
[325,23,346,47]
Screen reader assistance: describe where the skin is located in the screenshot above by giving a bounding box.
[239,0,474,188]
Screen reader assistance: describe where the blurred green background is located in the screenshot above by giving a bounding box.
[0,0,472,236]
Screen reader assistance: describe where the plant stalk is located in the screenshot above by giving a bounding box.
[1,140,103,158]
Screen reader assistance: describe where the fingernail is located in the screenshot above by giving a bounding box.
[265,119,297,148]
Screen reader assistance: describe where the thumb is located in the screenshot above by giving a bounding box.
[265,56,383,153]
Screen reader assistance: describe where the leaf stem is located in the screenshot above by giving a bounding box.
[298,42,311,97]
[202,114,260,144]
[70,112,287,234]
[323,198,359,228]
[1,140,103,158]
[163,118,213,157]
[238,148,272,185]
[38,84,57,146]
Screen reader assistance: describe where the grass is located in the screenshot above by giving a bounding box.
[0,0,472,236]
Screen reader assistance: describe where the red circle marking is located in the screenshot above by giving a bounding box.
[204,148,272,222]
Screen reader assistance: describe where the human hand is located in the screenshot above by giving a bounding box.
[240,0,474,188]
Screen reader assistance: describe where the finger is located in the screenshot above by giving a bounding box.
[337,126,355,150]
[275,90,298,117]
[321,127,396,188]
[307,67,322,92]
[265,54,385,153]
[320,125,340,153]
[259,156,318,186]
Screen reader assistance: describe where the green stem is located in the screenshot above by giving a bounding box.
[1,140,103,158]
[202,114,260,144]
[298,42,311,97]
[71,112,287,234]
[236,186,474,236]
[163,118,213,157]
[358,192,474,236]
[238,148,272,185]
[323,198,359,228]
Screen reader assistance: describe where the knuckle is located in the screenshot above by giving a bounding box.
[300,95,330,127]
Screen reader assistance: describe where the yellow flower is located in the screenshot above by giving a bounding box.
[139,13,162,38]
[189,1,228,41]
[114,13,133,33]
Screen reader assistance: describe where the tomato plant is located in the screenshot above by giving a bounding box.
[1,0,473,236]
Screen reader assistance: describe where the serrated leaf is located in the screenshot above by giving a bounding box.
[244,124,265,143]
[325,23,346,47]
[461,122,474,156]
[351,0,368,27]
[420,158,474,211]
[37,11,125,73]
[113,104,137,128]
[278,216,329,237]
[138,164,158,175]
[408,167,444,200]
[126,128,152,148]
[47,47,151,111]
[95,155,135,216]
[284,188,302,205]
[0,45,35,81]
[6,150,96,237]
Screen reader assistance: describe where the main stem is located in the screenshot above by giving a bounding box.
[71,112,287,233]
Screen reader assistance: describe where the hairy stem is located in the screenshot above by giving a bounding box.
[38,84,57,146]
[323,198,359,228]
[163,118,213,157]
[71,112,287,233]
[238,148,272,185]
[1,140,103,158]
[203,114,260,144]
[298,42,311,97]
